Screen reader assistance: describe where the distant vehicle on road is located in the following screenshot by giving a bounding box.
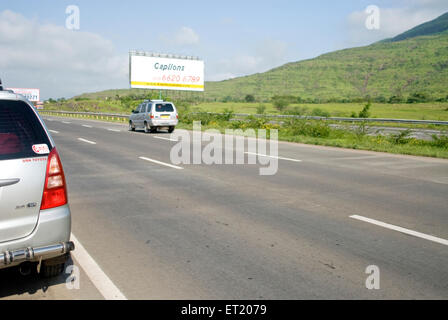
[0,81,74,277]
[129,99,178,133]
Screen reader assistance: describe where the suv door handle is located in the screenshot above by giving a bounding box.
[0,178,20,187]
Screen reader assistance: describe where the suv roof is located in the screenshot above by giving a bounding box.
[0,89,28,102]
[0,79,25,101]
[143,99,165,103]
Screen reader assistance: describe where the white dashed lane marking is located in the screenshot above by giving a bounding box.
[350,215,448,246]
[78,138,97,145]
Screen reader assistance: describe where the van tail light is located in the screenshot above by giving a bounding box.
[176,114,178,119]
[40,148,68,210]
[150,114,154,119]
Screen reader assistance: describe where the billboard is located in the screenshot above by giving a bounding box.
[7,88,40,102]
[129,52,204,92]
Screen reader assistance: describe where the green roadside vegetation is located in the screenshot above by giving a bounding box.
[40,107,448,159]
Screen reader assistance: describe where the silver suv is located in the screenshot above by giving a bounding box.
[129,100,178,133]
[0,82,74,277]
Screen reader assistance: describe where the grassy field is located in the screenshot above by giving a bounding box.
[190,102,448,120]
[44,99,448,121]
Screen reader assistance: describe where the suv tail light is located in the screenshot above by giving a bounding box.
[176,114,178,119]
[150,114,154,119]
[40,148,68,210]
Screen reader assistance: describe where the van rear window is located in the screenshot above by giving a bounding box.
[155,104,174,112]
[0,100,51,160]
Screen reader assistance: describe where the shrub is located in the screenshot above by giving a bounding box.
[216,108,234,121]
[285,106,308,116]
[388,95,403,103]
[256,104,266,114]
[407,92,429,103]
[311,108,330,117]
[285,119,331,138]
[389,129,412,144]
[431,134,448,148]
[358,102,371,118]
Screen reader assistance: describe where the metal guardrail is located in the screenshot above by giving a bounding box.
[39,110,448,126]
[39,110,129,121]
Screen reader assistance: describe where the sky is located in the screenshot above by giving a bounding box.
[1,0,448,99]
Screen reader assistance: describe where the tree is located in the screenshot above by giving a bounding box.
[245,94,255,102]
[273,99,289,112]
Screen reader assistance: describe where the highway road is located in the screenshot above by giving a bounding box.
[1,115,447,300]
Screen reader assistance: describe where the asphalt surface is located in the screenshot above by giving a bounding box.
[1,115,447,299]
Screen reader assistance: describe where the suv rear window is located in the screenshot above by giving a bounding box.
[155,103,174,112]
[0,100,51,160]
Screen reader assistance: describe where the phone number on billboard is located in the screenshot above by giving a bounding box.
[162,75,201,83]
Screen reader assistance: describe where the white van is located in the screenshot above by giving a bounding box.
[129,100,178,133]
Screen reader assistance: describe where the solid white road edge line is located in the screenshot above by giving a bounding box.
[139,156,183,170]
[78,138,97,145]
[62,121,71,124]
[245,152,302,162]
[107,129,121,132]
[82,125,93,128]
[349,215,448,246]
[48,130,59,134]
[70,233,127,300]
[153,136,178,142]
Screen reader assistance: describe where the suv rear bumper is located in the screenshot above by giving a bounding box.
[0,241,74,267]
[0,204,72,269]
[149,119,178,127]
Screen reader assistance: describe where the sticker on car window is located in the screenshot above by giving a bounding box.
[32,144,49,154]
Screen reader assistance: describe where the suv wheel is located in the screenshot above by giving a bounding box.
[150,126,157,133]
[144,122,150,133]
[168,126,175,133]
[129,121,135,131]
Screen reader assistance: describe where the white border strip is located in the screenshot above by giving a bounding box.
[82,125,92,128]
[70,233,127,300]
[245,152,302,163]
[48,130,59,134]
[350,215,448,246]
[139,156,183,170]
[107,129,121,132]
[78,138,97,145]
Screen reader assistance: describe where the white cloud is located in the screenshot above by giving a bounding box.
[345,2,448,46]
[207,39,289,81]
[0,10,127,99]
[160,26,200,46]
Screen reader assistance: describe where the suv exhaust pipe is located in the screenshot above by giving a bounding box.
[0,241,75,267]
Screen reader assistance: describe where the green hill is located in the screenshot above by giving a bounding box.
[382,12,448,42]
[76,13,448,103]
